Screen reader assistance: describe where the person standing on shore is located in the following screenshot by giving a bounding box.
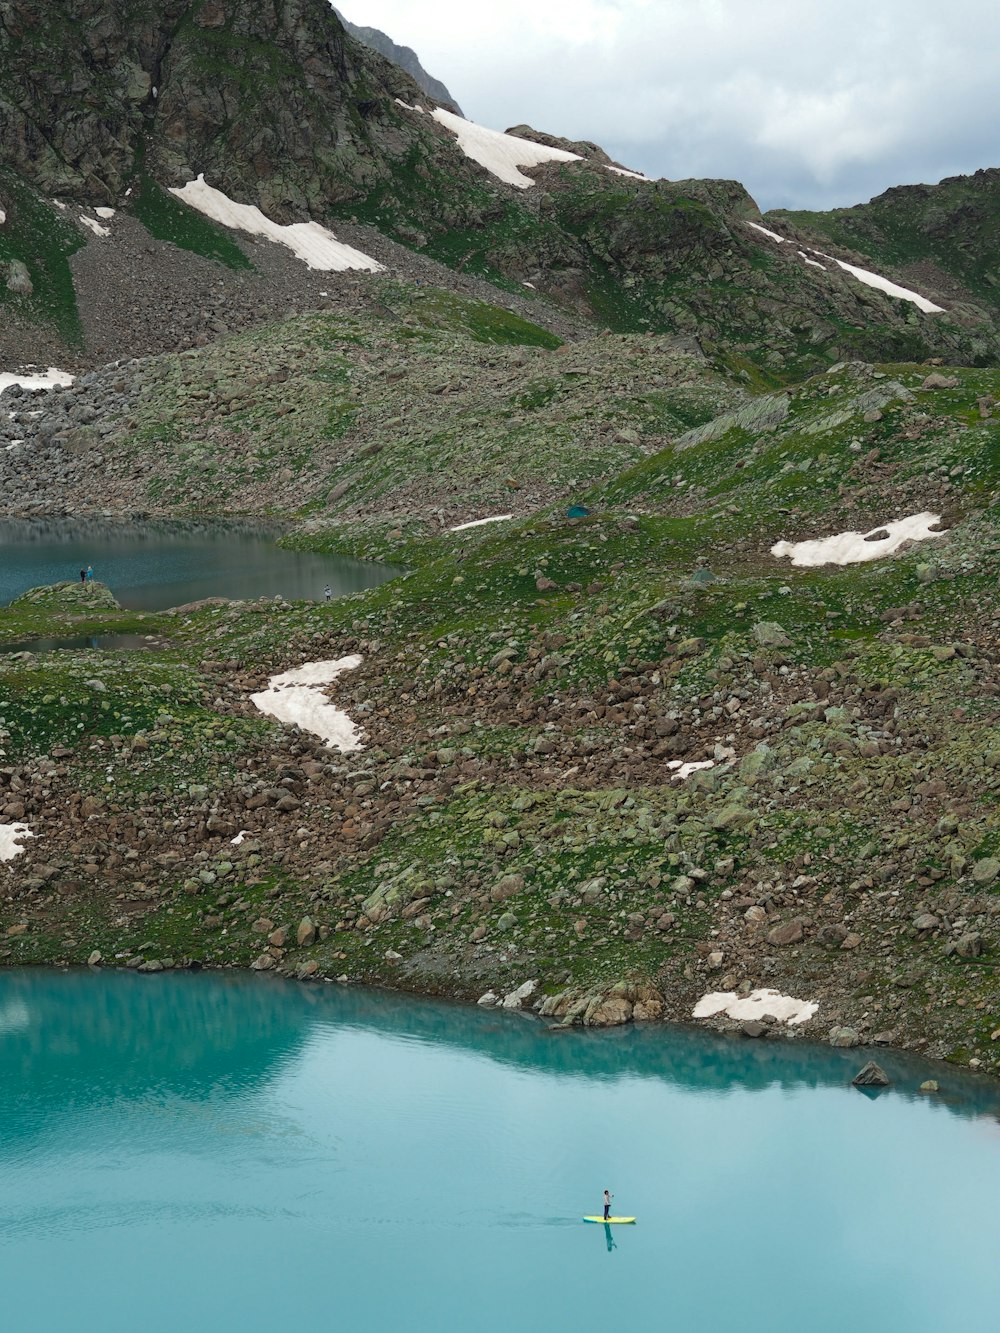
[324,584,331,602]
[86,564,94,583]
[79,568,86,584]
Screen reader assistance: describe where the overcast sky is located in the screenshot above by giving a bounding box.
[338,0,998,211]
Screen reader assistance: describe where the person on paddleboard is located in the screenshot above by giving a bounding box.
[603,1189,612,1220]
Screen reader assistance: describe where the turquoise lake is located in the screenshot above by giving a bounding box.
[0,519,398,612]
[2,969,1000,1332]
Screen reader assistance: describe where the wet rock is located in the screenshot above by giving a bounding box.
[852,1061,890,1088]
[919,1080,940,1094]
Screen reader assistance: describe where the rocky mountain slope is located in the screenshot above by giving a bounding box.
[333,7,463,114]
[0,285,998,1070]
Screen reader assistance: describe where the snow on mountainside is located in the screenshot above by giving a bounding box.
[746,221,945,314]
[169,176,383,272]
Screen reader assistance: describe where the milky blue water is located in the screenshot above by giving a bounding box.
[2,970,999,1333]
[0,519,398,611]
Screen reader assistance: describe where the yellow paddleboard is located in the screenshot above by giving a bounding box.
[582,1216,636,1224]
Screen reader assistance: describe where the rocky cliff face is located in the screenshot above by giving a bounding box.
[334,7,463,114]
[0,0,471,212]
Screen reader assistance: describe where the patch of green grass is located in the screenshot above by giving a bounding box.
[131,174,253,271]
[0,170,84,342]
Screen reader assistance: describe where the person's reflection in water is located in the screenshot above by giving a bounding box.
[603,1222,617,1253]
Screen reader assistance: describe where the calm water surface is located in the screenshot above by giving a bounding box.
[0,519,398,611]
[2,970,999,1332]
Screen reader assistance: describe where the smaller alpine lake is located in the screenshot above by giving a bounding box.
[2,969,1000,1332]
[0,519,398,612]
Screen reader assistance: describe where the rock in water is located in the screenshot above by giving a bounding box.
[852,1061,891,1088]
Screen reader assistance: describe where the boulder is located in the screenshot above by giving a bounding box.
[767,918,804,947]
[502,979,538,1010]
[829,1026,860,1048]
[6,260,32,294]
[955,932,983,959]
[852,1061,890,1088]
[921,373,959,390]
[584,995,633,1027]
[296,916,317,947]
[752,621,792,649]
[971,857,1000,885]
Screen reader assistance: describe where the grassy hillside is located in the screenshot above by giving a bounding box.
[0,295,998,1067]
[771,168,1000,314]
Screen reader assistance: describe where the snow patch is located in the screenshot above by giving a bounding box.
[94,207,116,220]
[818,251,944,313]
[395,98,425,113]
[449,514,514,532]
[746,222,943,312]
[80,215,110,238]
[0,208,5,226]
[668,759,716,781]
[772,512,945,567]
[668,745,735,782]
[747,220,787,244]
[430,108,580,189]
[251,655,363,751]
[0,823,34,862]
[170,176,383,273]
[606,165,647,181]
[694,988,818,1026]
[0,368,74,396]
[798,250,826,270]
[231,830,249,846]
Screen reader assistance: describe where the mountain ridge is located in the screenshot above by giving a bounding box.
[333,6,463,114]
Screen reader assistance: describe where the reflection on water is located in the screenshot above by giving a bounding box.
[2,970,1000,1333]
[0,634,159,654]
[0,519,399,611]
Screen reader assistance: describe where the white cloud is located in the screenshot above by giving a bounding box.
[338,0,1000,208]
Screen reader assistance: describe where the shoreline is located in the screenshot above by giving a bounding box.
[4,955,993,1093]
